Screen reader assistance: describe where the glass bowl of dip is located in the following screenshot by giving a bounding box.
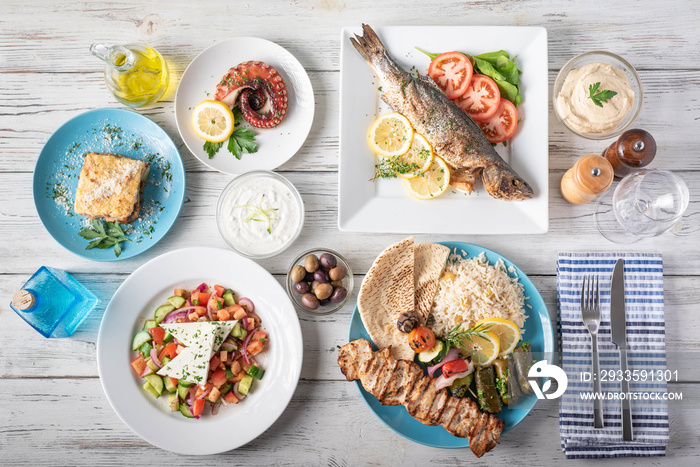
[553,51,643,140]
[216,170,304,259]
[286,248,354,315]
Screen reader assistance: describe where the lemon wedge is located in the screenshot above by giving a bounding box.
[457,331,500,366]
[395,133,434,179]
[403,155,450,200]
[192,100,235,143]
[475,317,521,357]
[368,112,413,157]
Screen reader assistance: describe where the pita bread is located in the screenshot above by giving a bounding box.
[414,243,450,322]
[358,237,415,360]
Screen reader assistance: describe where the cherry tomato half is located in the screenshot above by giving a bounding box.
[408,326,436,353]
[442,359,469,378]
[477,98,519,144]
[454,74,501,122]
[427,52,473,99]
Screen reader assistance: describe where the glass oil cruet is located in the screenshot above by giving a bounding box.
[90,42,169,108]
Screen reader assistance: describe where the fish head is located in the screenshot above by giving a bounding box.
[481,164,534,201]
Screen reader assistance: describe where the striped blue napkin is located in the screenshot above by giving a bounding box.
[557,252,669,458]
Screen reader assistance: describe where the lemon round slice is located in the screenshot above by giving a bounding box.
[396,133,434,179]
[475,317,521,357]
[458,331,500,366]
[192,100,235,143]
[403,155,450,200]
[368,112,414,157]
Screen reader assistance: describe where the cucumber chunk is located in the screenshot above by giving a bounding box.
[139,342,152,359]
[168,393,179,412]
[231,323,247,339]
[131,330,152,351]
[142,320,156,331]
[223,289,235,307]
[144,374,164,396]
[247,365,265,380]
[238,375,254,396]
[146,358,159,372]
[154,304,176,325]
[143,381,160,399]
[180,403,195,418]
[167,295,187,308]
[177,381,195,400]
[162,331,173,344]
[164,376,177,394]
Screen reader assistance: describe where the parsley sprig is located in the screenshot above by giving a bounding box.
[588,82,618,108]
[446,322,494,348]
[235,194,278,234]
[78,219,131,257]
[203,106,259,159]
[372,156,420,181]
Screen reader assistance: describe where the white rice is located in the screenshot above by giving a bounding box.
[429,251,527,338]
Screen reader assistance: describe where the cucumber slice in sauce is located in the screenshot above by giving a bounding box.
[154,304,176,324]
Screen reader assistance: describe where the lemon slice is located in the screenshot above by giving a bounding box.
[369,112,413,157]
[192,100,235,143]
[457,331,500,366]
[475,318,521,357]
[403,155,450,200]
[396,133,434,179]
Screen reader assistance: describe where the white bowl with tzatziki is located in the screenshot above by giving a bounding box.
[553,51,643,140]
[216,171,304,259]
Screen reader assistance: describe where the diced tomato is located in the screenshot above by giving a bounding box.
[210,368,227,389]
[220,350,228,363]
[442,359,470,378]
[251,331,267,342]
[247,317,255,330]
[228,372,245,383]
[207,387,221,403]
[228,304,246,320]
[210,355,221,370]
[230,360,242,376]
[428,52,473,99]
[176,344,185,355]
[477,98,519,143]
[454,74,501,122]
[191,292,210,307]
[169,377,179,386]
[213,285,225,297]
[159,342,178,360]
[224,391,239,404]
[148,326,166,346]
[187,312,199,322]
[195,306,207,317]
[192,398,205,417]
[174,288,187,297]
[195,383,213,399]
[247,340,264,356]
[131,356,147,376]
[217,309,230,321]
[209,295,225,312]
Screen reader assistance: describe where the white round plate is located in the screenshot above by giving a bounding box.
[96,247,303,455]
[175,37,315,174]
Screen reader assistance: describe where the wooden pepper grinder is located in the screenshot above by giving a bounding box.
[602,129,656,178]
[560,154,614,205]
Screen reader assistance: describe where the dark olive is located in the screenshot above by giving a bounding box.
[314,283,333,300]
[330,286,347,304]
[301,293,320,310]
[319,298,331,306]
[304,254,319,273]
[294,281,310,294]
[310,280,320,292]
[319,253,337,269]
[304,271,315,282]
[329,265,347,281]
[314,270,330,284]
[290,265,306,283]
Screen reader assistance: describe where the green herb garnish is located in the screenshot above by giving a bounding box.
[78,219,131,257]
[235,194,278,234]
[372,156,420,181]
[588,82,617,108]
[495,377,508,397]
[227,126,258,160]
[203,141,224,159]
[446,322,494,348]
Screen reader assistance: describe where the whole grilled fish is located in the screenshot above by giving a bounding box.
[351,24,534,201]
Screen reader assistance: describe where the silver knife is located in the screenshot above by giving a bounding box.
[611,258,633,441]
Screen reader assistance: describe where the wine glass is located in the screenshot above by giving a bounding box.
[594,169,690,243]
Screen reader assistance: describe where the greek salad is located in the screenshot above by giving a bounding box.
[130,282,268,419]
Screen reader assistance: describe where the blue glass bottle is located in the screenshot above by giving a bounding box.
[10,267,98,338]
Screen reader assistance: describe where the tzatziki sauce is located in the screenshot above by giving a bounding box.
[218,173,302,257]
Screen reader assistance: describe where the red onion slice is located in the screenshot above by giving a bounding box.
[196,385,213,400]
[233,381,245,400]
[211,401,221,416]
[427,348,460,376]
[195,283,207,293]
[238,297,255,313]
[164,310,188,324]
[434,366,474,390]
[150,348,163,369]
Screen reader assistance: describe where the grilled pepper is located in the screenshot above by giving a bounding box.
[493,356,522,405]
[513,342,534,394]
[449,373,474,398]
[475,366,502,414]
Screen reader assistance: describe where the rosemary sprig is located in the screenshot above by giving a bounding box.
[446,322,494,348]
[234,194,278,234]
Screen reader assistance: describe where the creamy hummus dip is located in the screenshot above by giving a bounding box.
[218,174,302,257]
[557,62,634,134]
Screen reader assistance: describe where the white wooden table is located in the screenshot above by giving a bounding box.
[2,1,699,465]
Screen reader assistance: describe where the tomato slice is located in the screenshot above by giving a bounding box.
[408,326,436,353]
[442,359,469,378]
[477,99,519,144]
[427,52,473,99]
[148,326,166,346]
[454,74,500,122]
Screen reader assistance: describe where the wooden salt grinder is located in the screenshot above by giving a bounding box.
[602,129,656,178]
[560,154,614,205]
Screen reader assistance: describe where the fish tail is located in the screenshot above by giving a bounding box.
[350,24,388,68]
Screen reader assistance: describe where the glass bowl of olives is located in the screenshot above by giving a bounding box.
[286,248,353,315]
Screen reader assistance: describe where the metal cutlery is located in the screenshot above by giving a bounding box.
[611,258,634,441]
[581,274,604,428]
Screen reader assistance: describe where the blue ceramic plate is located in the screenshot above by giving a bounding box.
[33,108,185,261]
[348,241,554,448]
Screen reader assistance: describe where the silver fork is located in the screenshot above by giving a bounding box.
[581,275,604,428]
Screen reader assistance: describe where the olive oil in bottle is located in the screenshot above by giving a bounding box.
[91,42,169,108]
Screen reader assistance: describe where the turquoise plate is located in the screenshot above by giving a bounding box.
[33,108,185,262]
[348,241,554,448]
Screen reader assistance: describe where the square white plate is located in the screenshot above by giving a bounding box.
[338,26,549,234]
